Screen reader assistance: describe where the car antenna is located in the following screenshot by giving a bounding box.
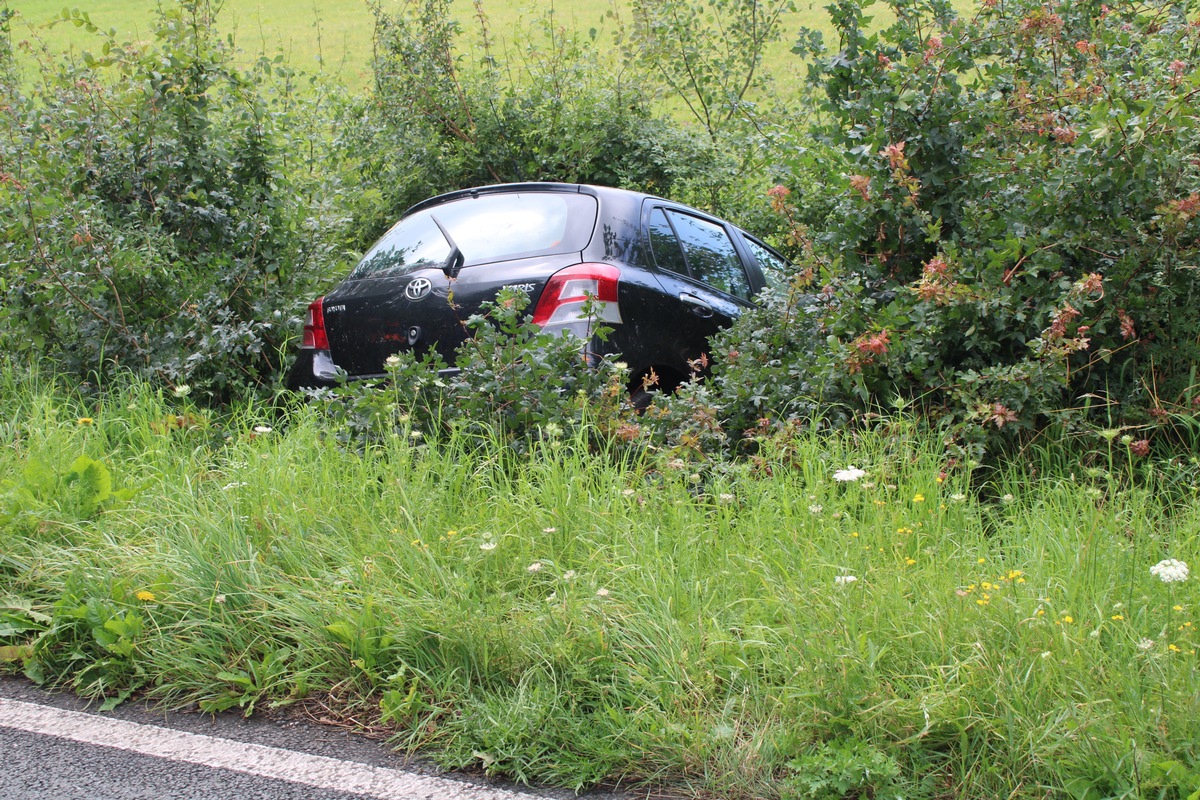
[430,215,465,280]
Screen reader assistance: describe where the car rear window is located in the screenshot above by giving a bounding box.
[351,192,597,279]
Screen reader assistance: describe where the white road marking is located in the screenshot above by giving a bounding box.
[0,698,539,800]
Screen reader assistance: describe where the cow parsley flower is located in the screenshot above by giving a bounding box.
[1151,559,1189,583]
[833,467,866,482]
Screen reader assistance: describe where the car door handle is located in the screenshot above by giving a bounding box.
[679,293,714,318]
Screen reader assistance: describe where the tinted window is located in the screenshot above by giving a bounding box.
[742,235,791,287]
[647,207,688,275]
[351,193,596,279]
[667,210,752,300]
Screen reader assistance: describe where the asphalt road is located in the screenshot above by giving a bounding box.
[0,677,625,800]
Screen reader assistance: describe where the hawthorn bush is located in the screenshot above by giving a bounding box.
[707,0,1200,459]
[349,0,713,239]
[0,1,345,403]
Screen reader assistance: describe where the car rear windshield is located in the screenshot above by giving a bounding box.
[350,192,597,279]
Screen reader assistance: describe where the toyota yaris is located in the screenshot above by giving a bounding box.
[287,183,788,399]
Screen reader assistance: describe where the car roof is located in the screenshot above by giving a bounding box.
[400,182,669,219]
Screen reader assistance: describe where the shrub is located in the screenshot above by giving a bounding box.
[316,289,635,455]
[344,0,712,240]
[0,1,344,403]
[714,0,1200,459]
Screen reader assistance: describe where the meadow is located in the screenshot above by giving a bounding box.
[12,0,821,91]
[3,370,1199,798]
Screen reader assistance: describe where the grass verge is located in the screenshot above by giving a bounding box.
[2,370,1199,798]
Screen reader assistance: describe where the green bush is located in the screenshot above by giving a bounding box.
[316,288,635,455]
[0,1,344,403]
[712,0,1200,458]
[346,0,713,240]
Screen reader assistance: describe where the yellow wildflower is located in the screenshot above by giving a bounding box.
[135,590,156,602]
[1111,614,1124,621]
[77,417,94,426]
[912,493,925,503]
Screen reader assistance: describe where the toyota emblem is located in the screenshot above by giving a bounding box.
[405,277,433,300]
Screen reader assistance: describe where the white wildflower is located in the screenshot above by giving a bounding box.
[1001,493,1015,504]
[718,493,735,505]
[173,384,191,398]
[596,587,610,597]
[833,467,866,482]
[527,562,543,573]
[1151,559,1189,583]
[543,527,557,533]
[950,493,967,502]
[834,575,858,586]
[479,541,497,552]
[809,504,823,515]
[1138,637,1156,651]
[385,354,402,368]
[220,482,248,491]
[253,425,272,434]
[563,570,576,581]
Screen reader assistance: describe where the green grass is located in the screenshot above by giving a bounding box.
[3,369,1200,798]
[10,0,835,92]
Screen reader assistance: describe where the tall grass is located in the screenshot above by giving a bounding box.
[2,370,1199,797]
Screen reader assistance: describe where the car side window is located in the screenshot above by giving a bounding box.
[647,207,689,276]
[742,235,791,287]
[666,210,753,300]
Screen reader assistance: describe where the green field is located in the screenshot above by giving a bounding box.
[12,0,826,91]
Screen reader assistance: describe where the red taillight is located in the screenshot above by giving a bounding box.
[531,264,623,327]
[301,297,329,350]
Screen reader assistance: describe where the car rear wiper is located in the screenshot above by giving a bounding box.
[430,215,465,280]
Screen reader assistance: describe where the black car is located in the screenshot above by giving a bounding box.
[288,183,788,398]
